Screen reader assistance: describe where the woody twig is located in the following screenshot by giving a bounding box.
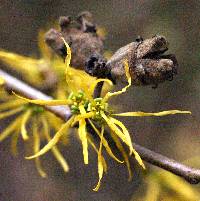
[0,69,199,185]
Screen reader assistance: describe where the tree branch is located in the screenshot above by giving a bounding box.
[0,69,71,121]
[0,69,199,184]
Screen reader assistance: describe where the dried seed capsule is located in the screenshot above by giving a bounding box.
[107,35,178,87]
[45,11,104,69]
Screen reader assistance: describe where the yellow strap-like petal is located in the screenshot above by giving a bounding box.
[38,29,52,61]
[25,116,74,159]
[0,76,5,85]
[114,110,191,117]
[87,134,107,173]
[10,129,20,156]
[110,117,145,169]
[132,148,146,169]
[0,50,43,85]
[109,117,133,155]
[61,37,111,98]
[158,171,200,200]
[64,56,76,93]
[51,144,70,172]
[47,112,63,131]
[78,105,88,164]
[88,119,124,163]
[78,120,88,164]
[102,112,145,169]
[0,99,25,111]
[73,111,94,123]
[33,118,47,178]
[0,115,21,142]
[103,59,131,102]
[101,112,129,148]
[13,92,72,106]
[21,109,32,140]
[89,78,113,97]
[61,38,71,72]
[144,176,160,201]
[93,126,104,191]
[110,131,132,180]
[0,106,23,120]
[42,116,69,172]
[62,37,74,91]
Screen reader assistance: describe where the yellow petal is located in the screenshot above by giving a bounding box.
[52,145,70,172]
[109,117,133,155]
[61,38,71,71]
[93,126,104,191]
[21,109,32,140]
[88,119,123,163]
[110,131,132,180]
[0,90,13,101]
[78,120,88,164]
[158,171,200,200]
[13,92,72,106]
[103,59,131,102]
[132,148,146,170]
[114,110,191,117]
[87,134,107,173]
[101,112,129,149]
[0,106,23,120]
[25,116,74,159]
[61,37,111,97]
[102,113,145,169]
[73,112,94,123]
[10,130,20,156]
[78,105,88,164]
[0,99,25,111]
[33,118,47,178]
[0,116,21,142]
[38,29,52,61]
[144,176,160,201]
[0,76,5,85]
[110,117,145,169]
[42,116,69,172]
[89,78,113,96]
[46,113,68,145]
[62,38,78,94]
[0,50,43,85]
[47,112,64,131]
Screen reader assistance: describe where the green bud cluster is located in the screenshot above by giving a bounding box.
[68,90,89,114]
[88,98,108,122]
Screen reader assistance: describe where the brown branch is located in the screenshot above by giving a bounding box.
[134,144,200,184]
[0,69,200,184]
[0,69,71,121]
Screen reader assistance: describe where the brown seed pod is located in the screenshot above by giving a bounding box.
[45,11,104,69]
[45,12,178,88]
[106,35,178,88]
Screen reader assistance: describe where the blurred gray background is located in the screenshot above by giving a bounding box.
[0,0,200,200]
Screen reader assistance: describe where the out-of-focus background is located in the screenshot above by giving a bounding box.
[0,0,200,200]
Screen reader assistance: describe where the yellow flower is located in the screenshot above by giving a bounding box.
[0,76,5,85]
[14,39,191,191]
[0,92,69,177]
[0,29,111,99]
[138,169,200,201]
[0,34,47,87]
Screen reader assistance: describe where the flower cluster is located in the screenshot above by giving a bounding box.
[134,169,200,201]
[14,39,191,191]
[0,91,69,177]
[0,29,110,185]
[0,29,109,99]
